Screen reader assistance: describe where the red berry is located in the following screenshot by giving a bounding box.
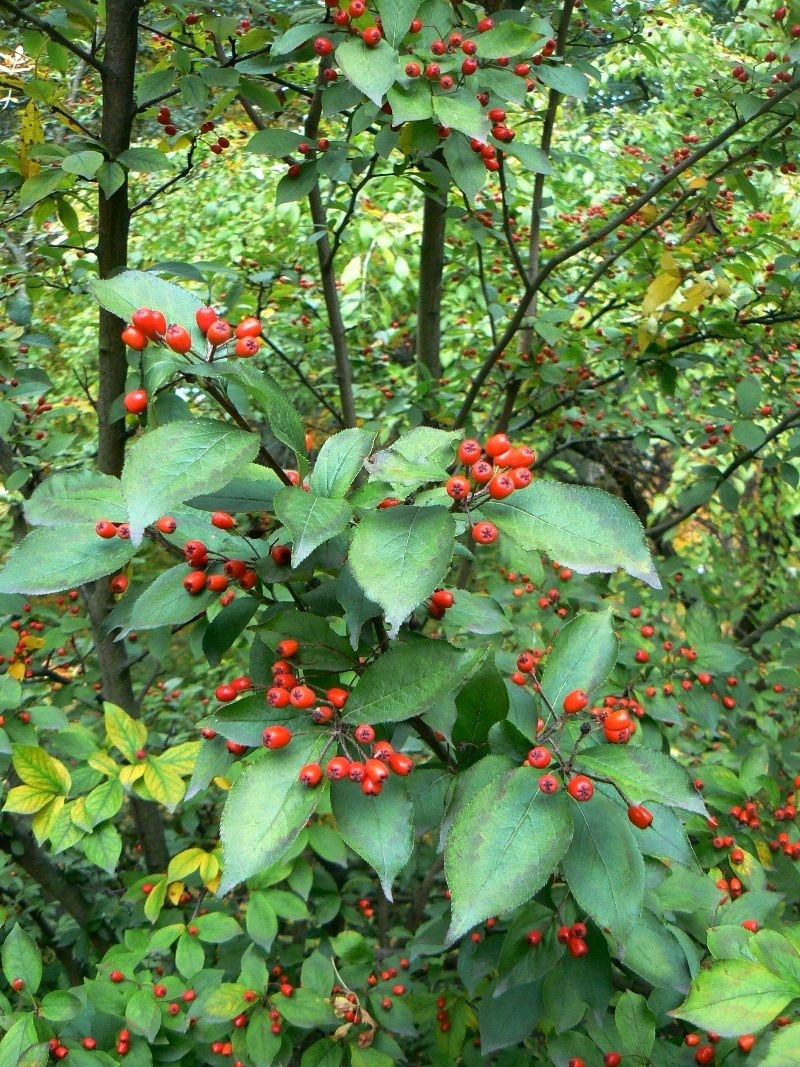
[326,756,351,780]
[355,724,375,744]
[206,320,232,346]
[446,475,470,500]
[538,773,559,794]
[362,26,381,46]
[388,751,413,776]
[471,521,498,545]
[235,316,262,338]
[603,1054,622,1067]
[627,804,653,829]
[196,307,218,333]
[95,520,117,538]
[313,36,333,55]
[121,325,148,350]
[488,473,515,499]
[299,763,322,787]
[262,725,292,749]
[165,324,192,353]
[156,516,177,533]
[527,747,551,769]
[457,438,482,464]
[124,389,148,414]
[211,511,235,530]
[563,689,589,714]
[485,433,511,457]
[567,775,594,802]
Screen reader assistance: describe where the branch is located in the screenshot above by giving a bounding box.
[454,76,800,428]
[647,406,800,537]
[0,0,105,71]
[197,378,294,485]
[739,603,800,649]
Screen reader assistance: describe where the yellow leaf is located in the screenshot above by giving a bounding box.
[570,307,590,329]
[144,878,168,923]
[213,776,232,791]
[19,101,44,179]
[638,325,656,353]
[7,661,24,680]
[204,874,221,895]
[20,635,44,651]
[70,796,93,831]
[198,852,219,884]
[167,848,204,882]
[642,271,681,314]
[143,761,185,810]
[688,176,707,189]
[167,881,185,906]
[32,796,64,843]
[89,751,120,776]
[12,744,71,794]
[640,204,658,223]
[2,784,54,815]
[677,281,713,312]
[104,702,147,762]
[157,741,200,777]
[660,252,679,273]
[119,763,146,787]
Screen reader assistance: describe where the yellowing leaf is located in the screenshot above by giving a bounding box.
[20,635,44,651]
[167,881,185,906]
[660,252,679,273]
[642,271,681,314]
[213,776,232,791]
[144,878,168,923]
[688,176,708,189]
[119,763,146,787]
[2,784,54,815]
[678,281,713,312]
[12,745,71,794]
[31,796,64,843]
[157,741,200,777]
[198,852,220,884]
[143,761,185,811]
[19,100,43,179]
[638,325,656,353]
[7,661,25,680]
[104,702,147,762]
[167,848,204,882]
[640,204,658,223]
[570,307,590,329]
[89,751,121,776]
[70,796,93,831]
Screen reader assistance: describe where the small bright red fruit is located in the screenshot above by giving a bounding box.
[156,515,177,533]
[81,1039,97,1050]
[563,688,589,714]
[737,1035,755,1053]
[110,574,129,595]
[235,317,262,338]
[485,433,511,458]
[121,325,148,350]
[362,26,381,46]
[365,757,389,784]
[226,740,247,755]
[511,467,533,489]
[470,459,494,483]
[215,684,236,702]
[183,571,207,595]
[526,929,542,946]
[235,336,261,358]
[603,1054,622,1067]
[627,804,653,829]
[206,319,233,346]
[277,639,299,658]
[567,775,594,802]
[568,936,588,958]
[431,589,454,609]
[326,687,349,709]
[211,511,235,530]
[267,687,290,708]
[527,747,551,769]
[313,36,333,55]
[110,970,124,983]
[262,725,292,749]
[471,521,498,545]
[362,775,382,796]
[446,475,470,500]
[271,544,292,566]
[299,763,322,787]
[290,685,315,709]
[124,389,148,414]
[458,438,482,464]
[694,1046,714,1065]
[488,473,515,499]
[388,752,413,776]
[162,324,190,354]
[405,61,421,77]
[538,773,559,794]
[11,977,24,991]
[132,307,166,339]
[355,723,375,744]
[196,306,217,333]
[95,520,117,539]
[326,756,351,780]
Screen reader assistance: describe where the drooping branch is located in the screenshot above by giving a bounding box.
[739,603,800,649]
[0,0,105,72]
[454,76,800,429]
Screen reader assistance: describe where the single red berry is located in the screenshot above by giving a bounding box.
[488,473,515,499]
[567,936,588,958]
[365,757,389,784]
[195,306,217,333]
[165,324,192,354]
[362,26,381,46]
[110,574,129,595]
[226,740,247,755]
[121,325,148,350]
[628,804,653,829]
[326,756,351,780]
[211,511,235,530]
[538,773,559,794]
[235,336,261,358]
[526,929,542,946]
[563,689,589,714]
[567,775,594,802]
[485,433,511,457]
[215,684,236,703]
[527,747,551,769]
[388,752,413,776]
[206,319,232,346]
[290,685,315,709]
[737,1035,755,1053]
[313,36,333,56]
[355,724,375,744]
[156,516,177,534]
[457,438,482,464]
[603,1054,622,1067]
[262,725,292,749]
[277,638,299,658]
[95,520,117,539]
[471,521,497,545]
[470,459,493,483]
[446,475,470,500]
[124,389,148,414]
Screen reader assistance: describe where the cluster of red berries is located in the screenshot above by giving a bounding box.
[155,106,228,152]
[181,530,258,604]
[446,434,535,545]
[569,1054,622,1067]
[684,1029,758,1063]
[434,994,452,1033]
[119,305,263,364]
[426,587,454,620]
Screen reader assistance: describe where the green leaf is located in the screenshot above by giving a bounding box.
[504,140,553,175]
[376,0,420,46]
[386,82,433,124]
[117,147,172,173]
[127,563,216,633]
[310,427,376,498]
[562,791,644,939]
[0,1018,38,1067]
[82,822,122,873]
[615,991,656,1059]
[1,925,42,993]
[273,987,337,1030]
[475,22,540,59]
[484,481,660,588]
[536,63,590,98]
[0,524,136,594]
[331,776,413,900]
[90,269,207,352]
[335,38,400,107]
[201,982,248,1022]
[575,745,707,815]
[342,639,484,725]
[479,981,543,1054]
[540,609,618,712]
[442,590,510,635]
[672,959,799,1036]
[246,129,305,156]
[122,418,259,544]
[301,1039,342,1067]
[194,912,242,943]
[348,505,455,636]
[445,768,573,943]
[19,169,68,210]
[622,910,691,991]
[275,161,319,206]
[40,990,83,1023]
[273,488,352,567]
[271,22,328,55]
[452,665,509,759]
[259,609,359,673]
[736,376,762,416]
[443,133,487,203]
[755,1021,800,1066]
[125,988,161,1042]
[433,95,490,142]
[24,471,126,526]
[219,738,329,893]
[211,362,307,471]
[203,595,260,667]
[246,893,279,951]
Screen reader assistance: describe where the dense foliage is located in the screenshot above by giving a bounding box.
[0,1,799,1066]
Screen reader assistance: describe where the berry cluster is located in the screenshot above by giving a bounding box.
[119,305,264,375]
[201,638,414,794]
[156,106,229,153]
[445,434,535,545]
